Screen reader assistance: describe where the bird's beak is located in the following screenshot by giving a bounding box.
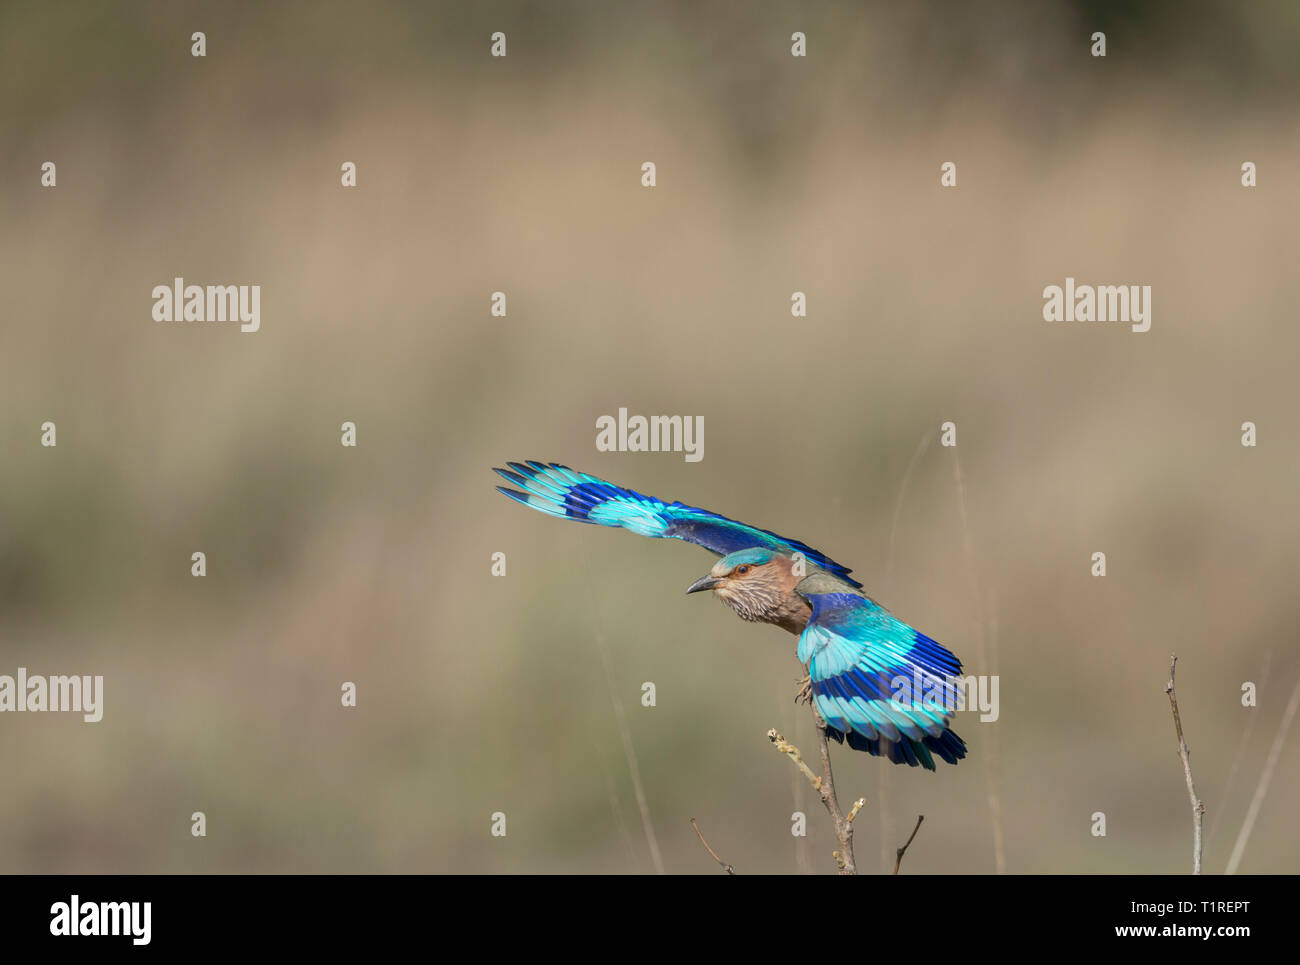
[685,573,722,595]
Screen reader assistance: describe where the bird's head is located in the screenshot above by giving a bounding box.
[685,548,797,623]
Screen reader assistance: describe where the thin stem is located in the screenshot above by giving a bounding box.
[1165,654,1205,875]
[1207,649,1270,846]
[893,815,925,874]
[1225,671,1300,875]
[953,451,1006,874]
[690,818,735,875]
[769,709,858,875]
[582,560,665,874]
[768,727,823,791]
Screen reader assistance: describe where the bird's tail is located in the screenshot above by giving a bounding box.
[825,724,967,771]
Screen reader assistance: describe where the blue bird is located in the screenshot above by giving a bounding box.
[494,461,967,770]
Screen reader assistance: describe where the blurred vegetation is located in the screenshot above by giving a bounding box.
[1,1,1297,873]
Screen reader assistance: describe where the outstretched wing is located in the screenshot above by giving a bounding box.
[796,588,966,770]
[493,460,861,587]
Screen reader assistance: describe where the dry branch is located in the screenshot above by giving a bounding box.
[690,818,735,875]
[1165,654,1205,875]
[770,709,859,874]
[893,815,925,874]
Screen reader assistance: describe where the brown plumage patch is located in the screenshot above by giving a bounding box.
[712,555,812,635]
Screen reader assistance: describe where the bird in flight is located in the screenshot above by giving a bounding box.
[494,460,967,770]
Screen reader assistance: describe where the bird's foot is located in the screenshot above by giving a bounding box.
[794,674,812,705]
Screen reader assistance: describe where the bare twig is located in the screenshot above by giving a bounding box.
[1165,654,1205,874]
[816,714,856,875]
[768,727,823,790]
[846,797,866,824]
[1225,670,1300,875]
[770,711,858,874]
[893,814,925,874]
[690,818,735,875]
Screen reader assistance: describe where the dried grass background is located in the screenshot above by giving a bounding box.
[1,1,1297,872]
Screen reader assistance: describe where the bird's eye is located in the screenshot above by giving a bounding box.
[735,565,750,575]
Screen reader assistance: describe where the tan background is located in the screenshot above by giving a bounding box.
[1,1,1297,873]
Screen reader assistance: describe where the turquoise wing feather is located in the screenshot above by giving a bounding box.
[796,588,967,770]
[493,460,861,587]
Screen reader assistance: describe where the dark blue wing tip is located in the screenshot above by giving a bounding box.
[494,467,530,486]
[498,459,570,480]
[495,485,531,504]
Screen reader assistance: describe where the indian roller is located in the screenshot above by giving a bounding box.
[494,460,967,770]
